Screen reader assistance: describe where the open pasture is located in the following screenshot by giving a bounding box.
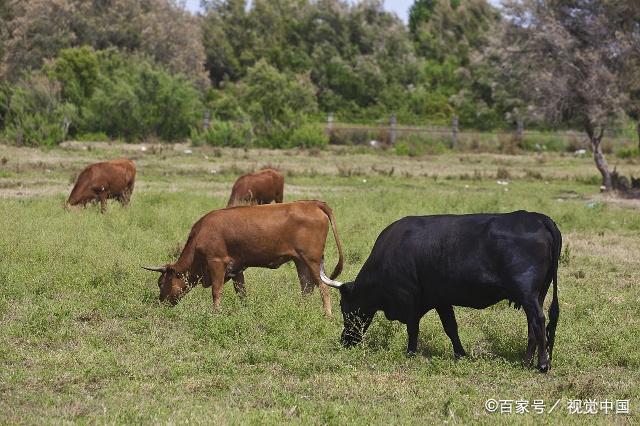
[1,143,639,423]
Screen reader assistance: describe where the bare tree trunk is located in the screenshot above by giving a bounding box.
[586,124,612,191]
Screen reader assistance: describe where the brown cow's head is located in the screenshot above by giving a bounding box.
[142,265,190,305]
[67,184,105,207]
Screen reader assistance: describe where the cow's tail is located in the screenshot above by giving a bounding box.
[543,216,562,361]
[316,201,344,279]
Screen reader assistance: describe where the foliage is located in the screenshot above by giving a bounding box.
[210,59,319,148]
[1,48,203,144]
[1,72,76,146]
[1,0,208,86]
[616,146,639,159]
[191,120,254,148]
[81,51,203,142]
[201,0,421,123]
[499,0,637,190]
[288,123,328,149]
[46,46,100,130]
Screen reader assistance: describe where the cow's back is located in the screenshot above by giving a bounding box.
[357,211,556,320]
[191,201,328,264]
[229,169,283,205]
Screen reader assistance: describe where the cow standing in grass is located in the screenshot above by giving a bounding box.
[144,200,344,316]
[322,211,562,372]
[227,168,284,206]
[66,158,136,213]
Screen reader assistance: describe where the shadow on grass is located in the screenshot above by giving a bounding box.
[478,323,526,366]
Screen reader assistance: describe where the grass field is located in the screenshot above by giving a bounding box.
[1,142,639,424]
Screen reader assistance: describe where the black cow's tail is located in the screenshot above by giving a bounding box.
[543,216,562,361]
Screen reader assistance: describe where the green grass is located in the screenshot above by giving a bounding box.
[1,144,639,423]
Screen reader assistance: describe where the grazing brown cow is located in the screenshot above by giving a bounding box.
[227,168,284,206]
[66,158,136,213]
[143,200,344,316]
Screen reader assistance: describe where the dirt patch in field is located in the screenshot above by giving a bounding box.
[588,193,640,210]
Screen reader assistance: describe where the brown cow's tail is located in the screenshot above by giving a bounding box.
[316,201,344,279]
[543,216,562,362]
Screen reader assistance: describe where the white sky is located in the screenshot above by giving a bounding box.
[183,1,502,23]
[186,1,417,23]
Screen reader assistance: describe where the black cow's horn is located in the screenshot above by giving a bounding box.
[141,265,167,273]
[320,261,343,288]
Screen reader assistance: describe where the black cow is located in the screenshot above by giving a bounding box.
[320,210,561,372]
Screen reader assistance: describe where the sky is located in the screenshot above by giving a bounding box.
[184,0,418,23]
[184,1,502,23]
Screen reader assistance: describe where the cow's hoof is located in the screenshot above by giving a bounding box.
[454,351,467,359]
[538,363,550,373]
[406,350,417,358]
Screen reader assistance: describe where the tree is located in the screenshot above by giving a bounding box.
[1,0,208,86]
[410,0,499,64]
[230,59,318,147]
[603,2,640,150]
[500,0,636,191]
[201,0,418,121]
[408,0,504,128]
[2,72,76,146]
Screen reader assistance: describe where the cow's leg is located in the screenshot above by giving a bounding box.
[206,261,226,312]
[523,321,536,367]
[98,193,107,213]
[294,260,314,295]
[436,305,467,358]
[295,259,332,317]
[232,271,247,299]
[523,301,549,372]
[406,319,419,355]
[118,189,130,207]
[123,181,134,206]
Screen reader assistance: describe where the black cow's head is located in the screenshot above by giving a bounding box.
[320,262,373,347]
[142,265,191,305]
[338,283,374,347]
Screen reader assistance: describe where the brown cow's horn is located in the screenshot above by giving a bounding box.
[141,265,167,273]
[320,261,343,288]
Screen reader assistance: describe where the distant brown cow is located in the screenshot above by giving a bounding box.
[227,168,284,206]
[66,158,136,213]
[143,200,344,316]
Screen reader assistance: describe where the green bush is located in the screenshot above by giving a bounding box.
[82,51,203,141]
[616,146,639,158]
[519,134,567,152]
[394,134,448,157]
[191,120,253,147]
[288,123,328,148]
[74,132,110,142]
[211,60,319,148]
[2,73,76,146]
[48,47,99,110]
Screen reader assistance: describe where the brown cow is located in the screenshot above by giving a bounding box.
[227,168,284,206]
[143,200,344,316]
[66,158,136,213]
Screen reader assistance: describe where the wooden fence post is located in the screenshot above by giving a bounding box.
[203,109,211,130]
[451,115,459,148]
[516,118,524,142]
[327,112,334,134]
[389,114,397,145]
